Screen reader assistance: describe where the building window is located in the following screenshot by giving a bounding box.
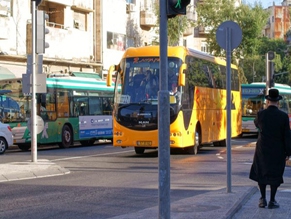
[71,5,93,31]
[126,0,136,4]
[39,2,65,29]
[73,10,87,31]
[0,0,11,17]
[107,32,125,51]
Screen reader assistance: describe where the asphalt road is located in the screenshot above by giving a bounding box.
[0,136,260,219]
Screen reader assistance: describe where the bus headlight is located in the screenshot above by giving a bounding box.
[114,131,122,136]
[170,132,182,137]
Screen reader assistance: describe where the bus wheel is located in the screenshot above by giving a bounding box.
[58,125,73,148]
[134,147,145,154]
[0,137,7,154]
[185,129,200,155]
[18,144,31,151]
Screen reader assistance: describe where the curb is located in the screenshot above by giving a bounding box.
[0,159,70,183]
[224,186,258,219]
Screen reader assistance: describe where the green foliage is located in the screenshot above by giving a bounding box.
[153,1,195,46]
[196,0,269,58]
[239,55,265,83]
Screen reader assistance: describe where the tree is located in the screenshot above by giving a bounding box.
[196,0,269,59]
[153,1,195,46]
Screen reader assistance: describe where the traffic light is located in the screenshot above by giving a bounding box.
[167,0,191,18]
[36,10,49,54]
[266,51,275,88]
[268,51,275,60]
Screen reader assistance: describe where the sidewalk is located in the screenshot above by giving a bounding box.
[0,159,70,182]
[109,186,258,219]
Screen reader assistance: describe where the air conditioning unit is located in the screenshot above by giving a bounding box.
[74,20,80,29]
[126,3,136,13]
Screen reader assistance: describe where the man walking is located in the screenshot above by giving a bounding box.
[249,88,291,209]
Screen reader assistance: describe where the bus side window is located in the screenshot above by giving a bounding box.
[202,63,214,88]
[89,97,102,115]
[212,64,223,89]
[73,97,89,116]
[57,91,70,117]
[280,98,288,113]
[103,98,112,115]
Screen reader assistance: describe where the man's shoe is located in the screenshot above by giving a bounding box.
[258,198,267,208]
[268,201,280,209]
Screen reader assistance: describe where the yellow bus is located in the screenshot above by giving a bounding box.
[107,46,241,154]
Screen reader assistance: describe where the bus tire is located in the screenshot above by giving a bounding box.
[134,147,145,154]
[58,125,73,148]
[0,137,8,154]
[186,127,200,155]
[18,144,31,151]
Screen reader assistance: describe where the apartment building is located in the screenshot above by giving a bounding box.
[263,2,290,39]
[0,0,237,79]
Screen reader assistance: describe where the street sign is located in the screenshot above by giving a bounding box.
[27,115,44,134]
[22,73,47,94]
[216,20,242,193]
[216,21,242,50]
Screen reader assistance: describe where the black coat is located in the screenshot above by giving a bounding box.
[249,105,291,186]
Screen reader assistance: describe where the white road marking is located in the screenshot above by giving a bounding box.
[51,150,133,161]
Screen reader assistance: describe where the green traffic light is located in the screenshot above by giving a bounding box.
[175,0,182,9]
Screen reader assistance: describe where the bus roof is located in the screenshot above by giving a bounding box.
[0,75,114,92]
[243,82,291,89]
[122,46,237,69]
[242,83,291,95]
[46,76,114,91]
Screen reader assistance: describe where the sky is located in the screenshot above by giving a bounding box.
[244,0,282,8]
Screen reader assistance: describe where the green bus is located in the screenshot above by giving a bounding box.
[241,82,291,136]
[0,74,114,151]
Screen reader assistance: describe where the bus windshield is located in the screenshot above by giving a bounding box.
[115,57,182,104]
[241,87,265,117]
[113,57,182,131]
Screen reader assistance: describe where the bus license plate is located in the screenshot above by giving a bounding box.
[137,141,152,146]
[242,129,249,132]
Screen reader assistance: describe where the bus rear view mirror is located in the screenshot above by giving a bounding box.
[107,65,115,86]
[178,63,187,86]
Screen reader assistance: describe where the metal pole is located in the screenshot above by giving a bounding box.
[31,0,37,162]
[159,0,170,218]
[226,27,232,193]
[265,52,269,91]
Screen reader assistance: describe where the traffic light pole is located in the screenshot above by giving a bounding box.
[266,51,275,92]
[31,0,38,162]
[159,0,171,218]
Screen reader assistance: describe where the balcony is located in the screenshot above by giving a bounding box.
[198,26,211,34]
[140,10,156,30]
[126,3,136,14]
[183,26,193,37]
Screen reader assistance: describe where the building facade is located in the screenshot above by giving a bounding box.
[1,0,243,79]
[0,0,161,79]
[263,3,290,40]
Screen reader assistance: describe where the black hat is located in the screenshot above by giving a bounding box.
[265,88,282,101]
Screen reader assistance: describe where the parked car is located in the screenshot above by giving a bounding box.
[0,122,13,154]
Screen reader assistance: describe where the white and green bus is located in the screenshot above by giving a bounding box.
[0,74,114,151]
[241,82,291,136]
